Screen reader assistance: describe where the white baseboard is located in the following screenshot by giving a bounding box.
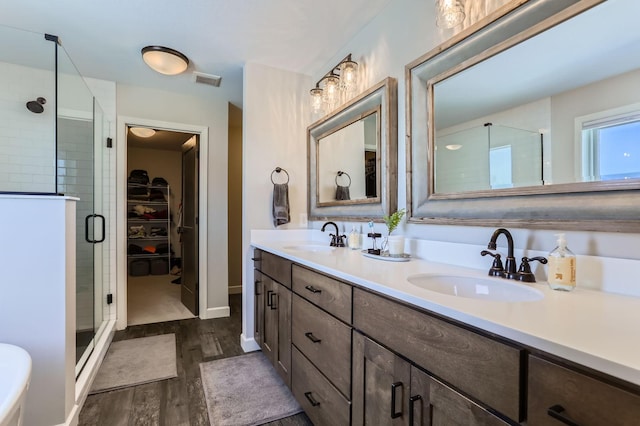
[240,333,260,352]
[63,319,116,426]
[202,306,230,319]
[228,285,243,294]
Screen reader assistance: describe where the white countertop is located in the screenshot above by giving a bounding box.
[251,231,640,387]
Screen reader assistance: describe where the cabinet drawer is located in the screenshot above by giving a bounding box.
[292,294,352,397]
[353,288,522,422]
[292,265,352,323]
[292,347,350,426]
[528,355,640,426]
[259,251,292,288]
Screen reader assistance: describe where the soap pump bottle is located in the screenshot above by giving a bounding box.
[348,226,361,250]
[547,233,576,291]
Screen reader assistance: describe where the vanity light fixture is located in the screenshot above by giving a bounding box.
[436,0,466,29]
[309,54,359,116]
[141,46,189,75]
[129,127,156,138]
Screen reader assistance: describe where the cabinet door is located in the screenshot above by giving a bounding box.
[254,271,264,348]
[275,284,292,388]
[353,332,410,425]
[262,277,278,364]
[410,367,509,426]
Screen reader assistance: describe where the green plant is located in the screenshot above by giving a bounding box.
[383,208,406,235]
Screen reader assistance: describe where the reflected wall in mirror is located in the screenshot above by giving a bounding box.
[309,77,397,221]
[317,108,379,204]
[407,0,640,231]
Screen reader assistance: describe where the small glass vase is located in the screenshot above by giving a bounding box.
[382,235,405,256]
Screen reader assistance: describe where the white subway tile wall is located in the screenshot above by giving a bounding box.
[0,62,56,192]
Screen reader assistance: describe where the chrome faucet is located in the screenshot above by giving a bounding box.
[321,221,346,247]
[486,228,517,279]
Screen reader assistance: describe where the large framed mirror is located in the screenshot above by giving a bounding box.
[309,77,397,221]
[407,0,640,231]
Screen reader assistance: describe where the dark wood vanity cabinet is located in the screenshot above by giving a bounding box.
[255,251,640,425]
[253,250,292,387]
[528,355,640,426]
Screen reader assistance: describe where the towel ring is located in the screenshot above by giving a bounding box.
[271,167,290,185]
[335,171,351,187]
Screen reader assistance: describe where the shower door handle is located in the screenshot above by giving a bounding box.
[85,214,106,244]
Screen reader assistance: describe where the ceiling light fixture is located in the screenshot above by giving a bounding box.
[129,127,156,138]
[141,46,189,75]
[436,0,466,29]
[445,144,462,151]
[309,54,359,116]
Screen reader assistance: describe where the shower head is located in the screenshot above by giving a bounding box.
[26,97,46,114]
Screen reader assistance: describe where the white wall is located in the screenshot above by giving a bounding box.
[117,84,229,311]
[303,0,640,260]
[241,62,310,348]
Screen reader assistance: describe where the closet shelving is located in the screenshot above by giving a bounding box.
[127,183,171,274]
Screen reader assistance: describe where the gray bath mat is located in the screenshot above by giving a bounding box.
[90,333,177,394]
[200,352,302,425]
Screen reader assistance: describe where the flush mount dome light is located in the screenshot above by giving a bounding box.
[129,127,156,138]
[141,46,189,75]
[446,144,462,150]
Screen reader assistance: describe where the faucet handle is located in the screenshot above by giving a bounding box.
[517,256,548,282]
[336,234,347,247]
[481,250,505,277]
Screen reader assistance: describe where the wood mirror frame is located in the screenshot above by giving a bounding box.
[309,77,397,221]
[406,0,640,232]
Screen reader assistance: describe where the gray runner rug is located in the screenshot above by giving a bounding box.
[90,333,177,394]
[200,351,302,426]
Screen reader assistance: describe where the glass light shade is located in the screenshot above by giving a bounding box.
[310,87,324,115]
[340,60,358,91]
[323,75,340,112]
[141,46,189,75]
[129,127,156,138]
[436,0,465,29]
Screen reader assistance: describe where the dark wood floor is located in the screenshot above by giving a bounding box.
[79,294,312,426]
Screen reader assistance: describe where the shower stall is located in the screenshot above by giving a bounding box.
[0,24,112,376]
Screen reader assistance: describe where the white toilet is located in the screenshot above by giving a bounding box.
[0,344,32,426]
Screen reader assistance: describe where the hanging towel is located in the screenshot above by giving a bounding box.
[335,185,350,201]
[272,183,290,227]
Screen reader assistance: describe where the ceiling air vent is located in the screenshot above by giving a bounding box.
[193,71,222,87]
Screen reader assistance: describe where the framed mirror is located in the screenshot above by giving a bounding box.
[309,77,397,221]
[407,0,640,231]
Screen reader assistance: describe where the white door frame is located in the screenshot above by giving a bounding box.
[115,116,209,330]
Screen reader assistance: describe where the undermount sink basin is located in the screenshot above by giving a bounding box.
[283,244,335,253]
[407,274,543,302]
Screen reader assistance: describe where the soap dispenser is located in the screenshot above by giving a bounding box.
[348,226,361,250]
[547,233,576,291]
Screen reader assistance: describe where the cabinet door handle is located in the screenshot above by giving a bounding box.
[305,285,322,294]
[409,395,422,425]
[269,291,277,310]
[548,405,581,426]
[304,391,321,407]
[391,382,403,419]
[251,257,261,261]
[254,280,261,296]
[304,332,322,343]
[266,290,273,307]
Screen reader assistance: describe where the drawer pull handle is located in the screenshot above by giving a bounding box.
[266,290,273,307]
[305,285,322,294]
[254,280,261,296]
[269,291,277,310]
[305,332,322,343]
[409,395,422,425]
[391,382,403,419]
[304,391,321,407]
[548,405,580,426]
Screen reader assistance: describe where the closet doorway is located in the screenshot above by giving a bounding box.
[117,118,208,329]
